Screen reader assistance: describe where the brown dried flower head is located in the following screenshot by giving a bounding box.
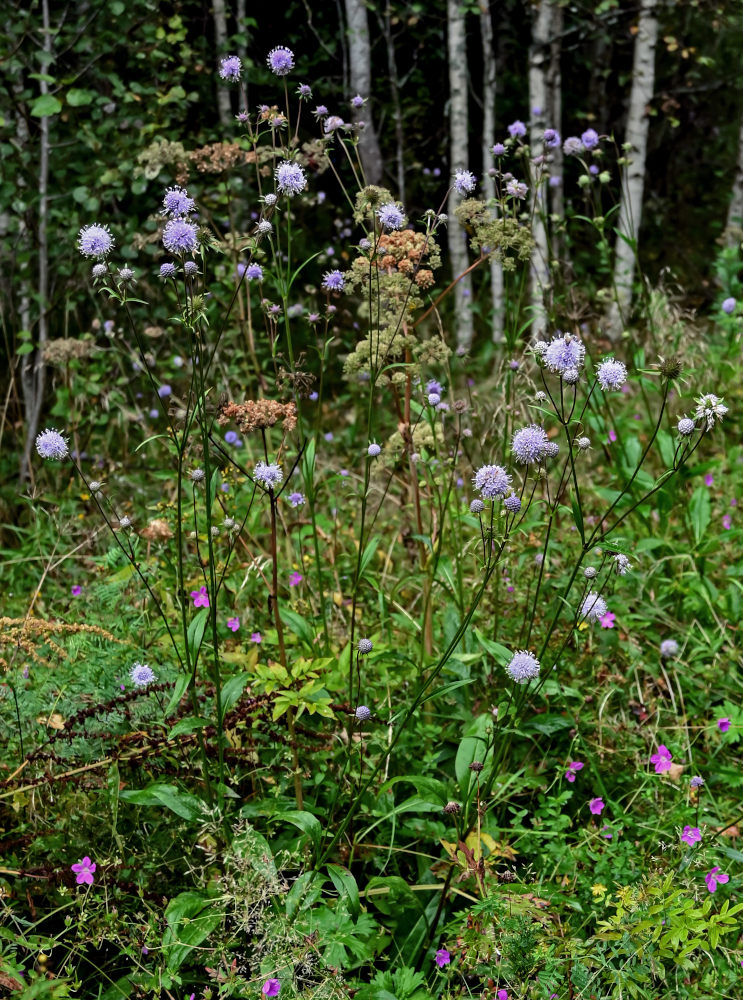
[218,399,297,435]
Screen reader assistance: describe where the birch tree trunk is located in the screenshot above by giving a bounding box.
[213,0,232,128]
[608,0,658,339]
[381,0,405,202]
[528,0,553,340]
[725,114,743,245]
[447,0,474,351]
[344,0,384,185]
[547,2,565,259]
[480,0,504,342]
[19,0,51,484]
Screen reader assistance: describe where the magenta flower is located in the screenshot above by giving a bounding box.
[262,980,281,997]
[565,761,584,783]
[190,586,209,608]
[71,585,82,596]
[227,617,240,632]
[589,797,604,815]
[681,825,702,847]
[289,571,303,586]
[251,631,262,643]
[434,949,451,967]
[722,514,732,529]
[705,867,729,893]
[650,744,673,774]
[71,855,96,885]
[607,428,617,443]
[718,717,731,733]
[599,611,615,629]
[704,473,714,487]
[497,991,508,1000]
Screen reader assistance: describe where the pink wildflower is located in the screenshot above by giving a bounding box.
[289,571,303,586]
[705,867,729,893]
[650,744,673,774]
[71,855,96,885]
[251,631,262,643]
[434,949,451,967]
[599,611,615,628]
[227,617,240,632]
[262,980,281,997]
[718,717,731,733]
[71,585,82,596]
[589,797,604,815]
[565,761,584,783]
[681,825,702,846]
[190,586,209,608]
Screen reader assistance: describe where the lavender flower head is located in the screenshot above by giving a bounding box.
[690,775,704,788]
[78,224,115,259]
[36,428,69,461]
[130,662,156,687]
[506,650,540,683]
[613,553,632,575]
[92,263,107,278]
[357,638,373,654]
[512,425,548,465]
[219,55,242,80]
[677,417,695,436]
[504,494,521,512]
[288,491,305,508]
[454,169,477,195]
[543,128,561,148]
[581,128,599,149]
[324,115,346,133]
[351,94,365,108]
[544,441,559,458]
[562,367,580,385]
[162,186,195,218]
[162,219,198,254]
[470,499,485,514]
[506,179,528,199]
[544,334,585,374]
[275,160,307,196]
[377,203,406,230]
[256,220,273,236]
[694,393,728,429]
[355,705,372,721]
[473,464,511,499]
[297,84,312,99]
[322,269,345,292]
[581,591,608,623]
[159,262,176,279]
[721,297,736,314]
[367,443,381,457]
[492,142,506,156]
[660,638,679,658]
[246,263,263,281]
[508,120,526,138]
[563,136,584,156]
[597,358,628,391]
[267,46,294,76]
[184,261,198,276]
[254,461,284,490]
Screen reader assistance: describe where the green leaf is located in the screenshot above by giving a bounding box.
[165,674,190,716]
[327,863,360,919]
[280,607,316,649]
[571,497,585,543]
[219,673,251,724]
[66,88,93,106]
[187,607,209,661]
[358,535,381,582]
[163,891,222,971]
[688,486,710,545]
[275,810,323,855]
[168,716,209,738]
[30,94,62,117]
[455,714,491,799]
[120,782,204,822]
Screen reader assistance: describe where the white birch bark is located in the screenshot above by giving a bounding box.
[480,0,504,342]
[447,0,474,351]
[547,2,565,258]
[344,0,384,185]
[725,115,743,245]
[528,0,552,341]
[213,0,232,127]
[608,0,658,339]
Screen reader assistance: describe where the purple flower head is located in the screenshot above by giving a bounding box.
[504,494,521,513]
[355,704,372,721]
[357,638,373,655]
[324,115,346,133]
[159,262,176,279]
[597,358,628,391]
[219,55,241,80]
[36,428,69,461]
[543,128,561,148]
[184,260,198,276]
[246,263,263,281]
[297,84,312,99]
[581,591,607,623]
[722,297,736,314]
[162,218,198,254]
[454,169,477,195]
[544,334,585,373]
[267,46,294,76]
[92,263,107,278]
[322,269,345,292]
[158,384,171,398]
[377,203,406,230]
[563,136,583,156]
[565,761,584,783]
[512,425,548,465]
[434,949,451,968]
[71,856,96,886]
[254,461,284,490]
[227,617,240,632]
[589,797,605,815]
[506,179,528,199]
[473,464,511,499]
[289,571,303,586]
[681,825,702,847]
[599,611,615,628]
[367,443,381,457]
[705,867,729,892]
[288,491,305,508]
[650,744,673,774]
[351,94,365,108]
[427,392,441,406]
[275,160,307,196]
[426,379,443,396]
[190,586,209,608]
[78,224,114,259]
[506,650,540,684]
[162,185,195,218]
[508,120,526,138]
[251,631,262,643]
[718,717,731,733]
[313,104,328,119]
[677,417,695,436]
[581,128,599,149]
[262,979,282,997]
[130,662,156,687]
[71,585,82,596]
[492,142,506,156]
[694,393,728,429]
[690,775,704,788]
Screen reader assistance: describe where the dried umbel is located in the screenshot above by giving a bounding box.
[218,399,297,435]
[140,518,174,542]
[43,338,94,365]
[190,142,251,174]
